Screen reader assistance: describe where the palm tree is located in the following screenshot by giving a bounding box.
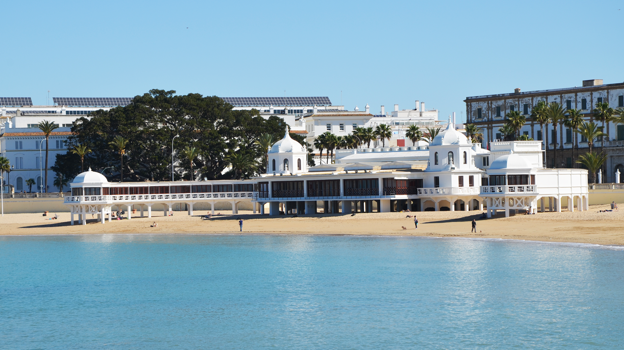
[324,133,338,164]
[464,124,482,143]
[343,135,358,149]
[505,110,526,140]
[26,178,35,193]
[498,124,516,141]
[336,136,347,149]
[424,127,442,144]
[375,124,392,147]
[593,102,616,148]
[38,120,59,192]
[577,152,607,183]
[53,173,69,193]
[615,107,624,125]
[564,109,584,165]
[361,127,376,148]
[531,101,549,166]
[313,137,325,165]
[226,152,257,179]
[517,134,534,141]
[254,133,273,172]
[576,121,606,154]
[0,157,10,192]
[71,144,92,172]
[546,102,566,167]
[181,146,199,180]
[405,125,422,146]
[108,136,129,182]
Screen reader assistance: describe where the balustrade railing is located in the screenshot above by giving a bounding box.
[64,192,253,203]
[417,187,480,196]
[480,185,538,194]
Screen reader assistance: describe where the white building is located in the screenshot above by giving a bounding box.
[64,120,589,223]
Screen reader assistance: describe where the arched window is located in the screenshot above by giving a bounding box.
[272,159,276,172]
[463,151,467,164]
[448,152,454,165]
[297,158,302,170]
[16,177,23,192]
[284,159,289,171]
[434,152,439,165]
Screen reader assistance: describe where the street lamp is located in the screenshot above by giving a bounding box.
[39,139,45,193]
[171,135,179,181]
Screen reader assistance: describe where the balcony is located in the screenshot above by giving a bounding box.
[64,192,254,203]
[417,187,480,196]
[480,185,538,195]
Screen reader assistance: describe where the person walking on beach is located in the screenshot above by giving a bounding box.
[471,219,477,233]
[414,216,418,229]
[239,218,243,232]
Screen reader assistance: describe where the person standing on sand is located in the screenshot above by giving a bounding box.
[414,216,418,229]
[239,219,243,232]
[471,219,477,233]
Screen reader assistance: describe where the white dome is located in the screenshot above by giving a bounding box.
[72,168,108,184]
[269,130,305,154]
[489,152,532,170]
[430,122,468,146]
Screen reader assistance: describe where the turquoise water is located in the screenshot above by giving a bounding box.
[1,235,623,349]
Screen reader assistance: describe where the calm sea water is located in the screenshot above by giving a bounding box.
[1,234,623,349]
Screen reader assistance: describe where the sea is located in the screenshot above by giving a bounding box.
[1,234,623,349]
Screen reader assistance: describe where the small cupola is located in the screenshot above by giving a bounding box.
[267,129,308,175]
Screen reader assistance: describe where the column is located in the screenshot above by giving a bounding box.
[479,200,483,211]
[569,196,574,212]
[504,198,510,218]
[549,198,553,212]
[487,199,492,218]
[367,200,373,213]
[407,200,412,211]
[188,203,194,216]
[253,203,257,214]
[211,202,215,215]
[556,197,562,212]
[71,207,74,226]
[164,205,168,216]
[101,211,105,224]
[260,202,265,215]
[127,204,132,220]
[147,204,152,218]
[540,198,545,212]
[231,202,237,214]
[434,201,439,211]
[342,200,352,214]
[464,200,469,212]
[450,199,455,212]
[269,202,280,216]
[82,208,86,225]
[379,199,391,212]
[108,209,112,222]
[305,201,315,215]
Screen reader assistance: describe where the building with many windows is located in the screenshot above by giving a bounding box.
[464,79,624,182]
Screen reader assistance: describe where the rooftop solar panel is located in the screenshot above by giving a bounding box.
[53,97,133,107]
[0,97,33,106]
[220,97,332,107]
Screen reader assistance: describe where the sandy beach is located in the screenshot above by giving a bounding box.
[1,204,623,246]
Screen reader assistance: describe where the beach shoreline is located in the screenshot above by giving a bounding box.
[1,204,623,246]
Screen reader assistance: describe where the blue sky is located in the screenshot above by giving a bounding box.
[2,0,623,123]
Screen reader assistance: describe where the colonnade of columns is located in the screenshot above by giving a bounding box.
[484,194,588,218]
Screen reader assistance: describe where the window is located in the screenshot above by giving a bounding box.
[496,133,502,140]
[35,157,41,168]
[15,157,23,169]
[477,108,482,119]
[523,131,529,136]
[16,177,23,192]
[458,176,464,187]
[582,98,587,110]
[509,105,515,112]
[463,151,467,164]
[597,97,603,103]
[617,125,624,141]
[434,152,439,165]
[566,157,572,168]
[537,130,542,141]
[434,176,440,188]
[566,99,572,110]
[297,158,302,171]
[619,95,624,107]
[272,159,276,172]
[352,123,357,129]
[496,106,501,117]
[339,124,344,131]
[523,104,529,115]
[448,152,454,165]
[581,134,588,143]
[284,159,289,171]
[566,129,572,143]
[326,124,331,131]
[14,141,22,150]
[36,176,42,191]
[469,175,474,187]
[482,156,489,167]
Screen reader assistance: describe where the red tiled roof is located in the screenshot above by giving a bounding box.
[289,130,308,134]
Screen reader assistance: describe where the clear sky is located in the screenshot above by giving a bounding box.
[2,0,623,123]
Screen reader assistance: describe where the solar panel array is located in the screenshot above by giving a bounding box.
[53,97,133,107]
[0,97,33,106]
[221,97,331,107]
